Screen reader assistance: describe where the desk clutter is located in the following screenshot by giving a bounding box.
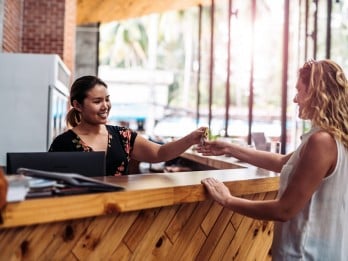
[6,168,124,202]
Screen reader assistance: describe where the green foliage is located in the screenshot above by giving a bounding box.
[168,76,180,105]
[99,19,148,68]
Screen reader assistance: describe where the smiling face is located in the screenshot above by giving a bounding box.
[73,84,111,125]
[293,77,308,119]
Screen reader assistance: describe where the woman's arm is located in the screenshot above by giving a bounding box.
[196,140,291,172]
[131,127,207,163]
[201,131,337,221]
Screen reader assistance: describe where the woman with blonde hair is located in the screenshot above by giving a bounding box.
[198,60,348,260]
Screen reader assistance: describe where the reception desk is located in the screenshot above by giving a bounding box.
[0,156,279,260]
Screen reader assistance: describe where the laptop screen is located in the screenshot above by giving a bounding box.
[6,152,106,177]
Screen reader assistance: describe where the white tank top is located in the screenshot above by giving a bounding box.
[272,127,348,260]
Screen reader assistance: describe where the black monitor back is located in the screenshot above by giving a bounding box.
[6,151,106,177]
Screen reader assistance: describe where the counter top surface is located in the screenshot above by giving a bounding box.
[1,154,279,229]
[180,149,252,169]
[98,166,277,190]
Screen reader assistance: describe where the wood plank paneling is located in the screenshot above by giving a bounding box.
[1,169,279,228]
[48,218,94,260]
[130,206,178,260]
[123,208,162,251]
[201,201,223,235]
[72,215,116,259]
[109,242,131,261]
[196,206,233,260]
[77,0,212,24]
[1,164,279,260]
[165,202,197,243]
[0,192,275,260]
[73,211,138,260]
[210,222,235,260]
[164,200,212,259]
[181,227,206,260]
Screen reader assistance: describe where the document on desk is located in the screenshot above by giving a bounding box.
[17,168,125,194]
[6,169,125,201]
[6,175,30,202]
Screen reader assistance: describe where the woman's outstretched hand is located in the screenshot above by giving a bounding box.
[196,140,230,156]
[189,127,209,145]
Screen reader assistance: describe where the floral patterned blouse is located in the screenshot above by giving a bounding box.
[49,125,137,176]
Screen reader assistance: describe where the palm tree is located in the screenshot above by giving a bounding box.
[99,19,149,68]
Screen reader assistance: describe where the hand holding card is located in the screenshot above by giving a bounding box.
[201,127,209,145]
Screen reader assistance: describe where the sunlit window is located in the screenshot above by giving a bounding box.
[97,0,347,153]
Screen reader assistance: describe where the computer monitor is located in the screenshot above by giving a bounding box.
[6,151,106,177]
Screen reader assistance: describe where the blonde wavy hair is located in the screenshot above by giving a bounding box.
[299,59,348,148]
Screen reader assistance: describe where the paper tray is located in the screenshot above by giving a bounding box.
[17,168,124,192]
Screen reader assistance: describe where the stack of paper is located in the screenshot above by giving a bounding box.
[6,175,29,202]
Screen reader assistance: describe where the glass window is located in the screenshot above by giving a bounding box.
[98,0,315,153]
[331,0,348,72]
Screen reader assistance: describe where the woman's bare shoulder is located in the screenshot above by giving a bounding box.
[308,130,336,146]
[301,130,337,160]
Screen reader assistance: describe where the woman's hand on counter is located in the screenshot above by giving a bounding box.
[201,177,232,206]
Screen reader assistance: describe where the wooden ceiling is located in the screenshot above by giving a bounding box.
[77,0,211,25]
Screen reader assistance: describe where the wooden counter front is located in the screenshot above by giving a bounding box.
[0,168,279,260]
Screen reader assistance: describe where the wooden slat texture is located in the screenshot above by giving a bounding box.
[48,218,94,260]
[109,242,131,261]
[72,211,138,260]
[77,0,212,24]
[201,201,223,235]
[164,200,212,259]
[1,168,279,228]
[130,205,178,260]
[165,202,198,243]
[181,226,206,260]
[0,192,276,260]
[210,222,235,260]
[196,206,233,260]
[123,208,163,251]
[0,155,279,260]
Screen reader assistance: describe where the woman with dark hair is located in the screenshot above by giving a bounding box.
[198,60,348,260]
[49,75,206,176]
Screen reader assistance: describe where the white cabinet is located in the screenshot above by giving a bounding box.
[0,53,70,166]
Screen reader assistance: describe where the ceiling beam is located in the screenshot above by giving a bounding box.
[77,0,211,25]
